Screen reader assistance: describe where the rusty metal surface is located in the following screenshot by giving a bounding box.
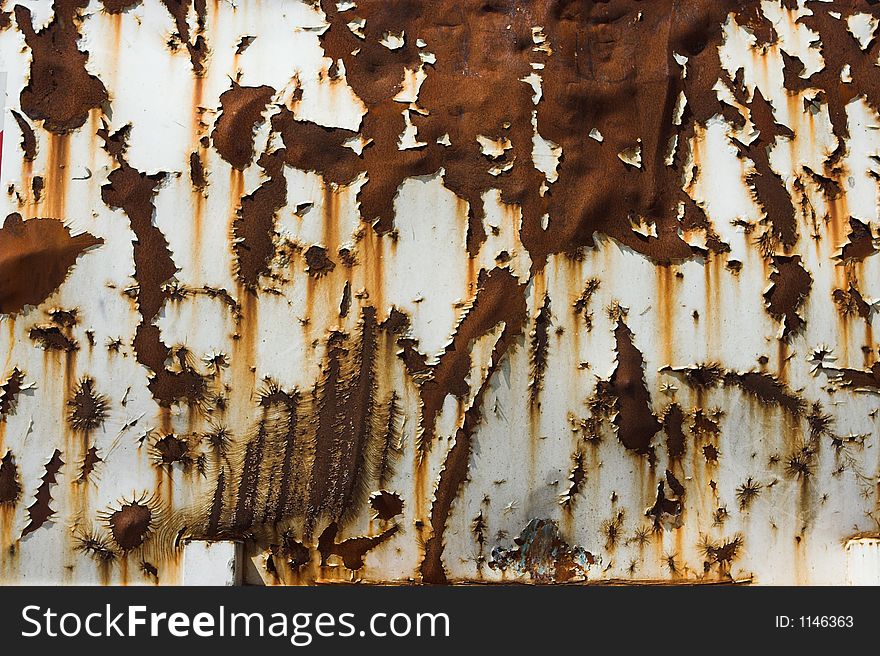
[0,0,879,585]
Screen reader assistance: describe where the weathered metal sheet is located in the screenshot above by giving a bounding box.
[0,0,879,585]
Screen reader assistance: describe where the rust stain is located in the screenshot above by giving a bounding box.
[15,1,108,134]
[21,449,64,538]
[4,0,880,586]
[0,214,102,315]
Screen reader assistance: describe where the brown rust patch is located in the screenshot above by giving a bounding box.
[307,307,380,533]
[529,293,552,403]
[189,151,206,190]
[763,255,812,340]
[835,217,877,263]
[233,149,287,289]
[420,268,527,446]
[607,320,661,458]
[29,324,77,351]
[833,285,872,321]
[304,245,336,277]
[100,127,207,407]
[212,83,275,170]
[108,501,152,551]
[160,0,208,75]
[10,110,36,161]
[0,213,103,315]
[421,269,526,583]
[488,518,594,583]
[78,446,102,483]
[15,1,108,133]
[67,376,108,433]
[100,0,141,12]
[723,371,806,417]
[31,176,44,203]
[0,450,20,505]
[317,521,399,571]
[369,490,403,521]
[49,308,77,327]
[573,277,600,331]
[0,368,25,418]
[560,450,586,508]
[21,449,64,537]
[661,402,686,459]
[645,478,683,530]
[152,434,190,465]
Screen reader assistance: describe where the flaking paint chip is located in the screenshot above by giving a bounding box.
[347,19,365,39]
[618,142,642,168]
[380,31,405,50]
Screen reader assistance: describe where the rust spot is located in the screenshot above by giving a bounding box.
[29,324,77,351]
[101,0,140,11]
[67,376,108,433]
[660,403,686,459]
[420,268,527,446]
[31,176,44,203]
[0,450,21,504]
[607,319,660,458]
[369,490,403,521]
[233,149,287,289]
[723,371,806,416]
[270,531,310,572]
[159,0,208,75]
[189,151,206,190]
[824,361,880,392]
[835,218,877,263]
[304,245,336,277]
[108,501,152,551]
[692,408,721,439]
[140,560,158,579]
[375,391,402,488]
[152,434,189,465]
[235,35,255,55]
[21,449,64,537]
[560,450,586,507]
[73,530,116,563]
[784,444,816,480]
[764,255,812,340]
[10,110,36,160]
[339,280,351,317]
[0,213,103,315]
[833,285,872,321]
[645,479,683,530]
[212,83,275,170]
[699,534,743,576]
[488,519,594,583]
[49,308,77,326]
[731,88,798,248]
[602,510,625,550]
[421,270,526,583]
[702,443,719,463]
[307,307,379,532]
[78,446,102,483]
[736,477,762,510]
[100,127,208,407]
[317,521,399,571]
[15,0,108,133]
[529,293,552,402]
[0,368,25,418]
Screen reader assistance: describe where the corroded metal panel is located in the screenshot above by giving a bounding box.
[0,0,879,585]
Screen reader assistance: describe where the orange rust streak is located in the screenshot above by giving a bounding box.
[656,264,674,366]
[44,134,70,218]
